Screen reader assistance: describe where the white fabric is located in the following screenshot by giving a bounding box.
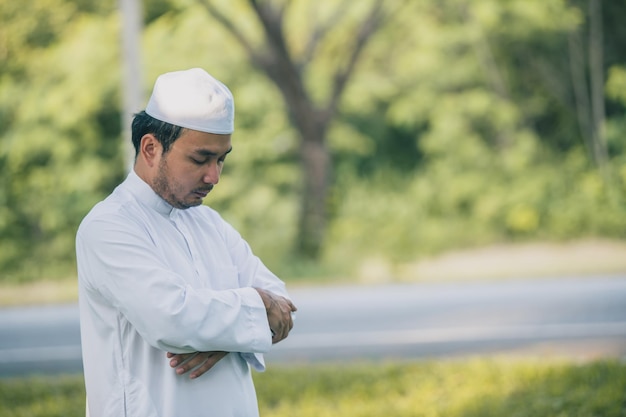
[145,68,235,134]
[77,171,289,417]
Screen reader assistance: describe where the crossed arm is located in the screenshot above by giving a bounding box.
[167,287,297,379]
[78,209,297,379]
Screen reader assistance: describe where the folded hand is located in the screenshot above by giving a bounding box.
[166,351,228,379]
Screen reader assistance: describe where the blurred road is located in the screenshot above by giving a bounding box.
[267,275,626,364]
[1,276,625,377]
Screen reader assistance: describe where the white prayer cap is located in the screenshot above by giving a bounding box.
[145,68,234,134]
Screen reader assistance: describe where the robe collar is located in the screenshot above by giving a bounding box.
[126,170,179,219]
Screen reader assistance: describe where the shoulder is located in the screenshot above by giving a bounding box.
[77,188,143,241]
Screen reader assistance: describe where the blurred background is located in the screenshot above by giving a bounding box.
[1,0,626,416]
[1,0,626,286]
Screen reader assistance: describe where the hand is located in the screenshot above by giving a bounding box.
[166,351,228,379]
[254,288,297,344]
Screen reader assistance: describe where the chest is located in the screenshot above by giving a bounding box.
[147,212,239,290]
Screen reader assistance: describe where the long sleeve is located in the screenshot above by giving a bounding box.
[77,209,272,355]
[217,214,290,298]
[208,211,293,370]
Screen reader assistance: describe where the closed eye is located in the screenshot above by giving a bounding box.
[190,158,207,165]
[190,147,231,165]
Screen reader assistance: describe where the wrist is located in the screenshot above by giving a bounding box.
[254,287,272,311]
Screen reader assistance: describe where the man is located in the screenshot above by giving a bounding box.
[76,68,297,417]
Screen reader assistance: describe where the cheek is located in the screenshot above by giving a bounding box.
[166,165,193,188]
[183,166,209,187]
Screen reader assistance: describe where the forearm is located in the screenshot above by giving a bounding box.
[126,284,272,354]
[78,223,273,354]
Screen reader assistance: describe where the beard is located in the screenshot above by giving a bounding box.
[152,158,200,209]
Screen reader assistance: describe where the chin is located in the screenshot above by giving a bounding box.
[183,198,204,209]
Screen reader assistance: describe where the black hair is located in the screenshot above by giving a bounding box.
[131,111,184,157]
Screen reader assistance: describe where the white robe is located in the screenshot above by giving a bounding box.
[76,171,289,417]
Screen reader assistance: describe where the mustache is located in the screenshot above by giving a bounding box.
[194,184,214,193]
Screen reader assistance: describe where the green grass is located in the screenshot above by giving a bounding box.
[2,359,625,417]
[0,375,86,417]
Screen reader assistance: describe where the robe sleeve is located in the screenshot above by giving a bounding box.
[76,211,273,356]
[215,214,290,297]
[210,210,294,371]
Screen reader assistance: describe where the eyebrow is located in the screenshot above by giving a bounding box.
[193,147,233,157]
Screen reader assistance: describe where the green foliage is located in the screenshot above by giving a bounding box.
[2,359,625,417]
[0,8,125,282]
[320,0,626,273]
[325,147,626,268]
[1,0,626,282]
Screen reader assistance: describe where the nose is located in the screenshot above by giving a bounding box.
[203,161,221,185]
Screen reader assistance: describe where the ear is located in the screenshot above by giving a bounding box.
[139,134,162,167]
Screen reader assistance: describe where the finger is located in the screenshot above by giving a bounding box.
[284,305,294,333]
[276,315,287,342]
[189,352,228,379]
[175,353,206,375]
[272,318,289,344]
[286,306,295,330]
[168,352,194,368]
[271,322,283,344]
[281,304,294,337]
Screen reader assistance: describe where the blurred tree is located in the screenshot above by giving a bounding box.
[193,0,388,259]
[568,0,608,173]
[1,0,626,283]
[0,3,124,281]
[323,0,626,267]
[566,0,626,189]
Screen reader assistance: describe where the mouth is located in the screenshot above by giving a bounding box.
[192,187,213,198]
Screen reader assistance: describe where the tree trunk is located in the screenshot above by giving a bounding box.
[297,136,331,258]
[257,58,333,258]
[568,30,595,160]
[588,0,608,170]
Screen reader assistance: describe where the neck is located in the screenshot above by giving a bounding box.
[134,159,153,188]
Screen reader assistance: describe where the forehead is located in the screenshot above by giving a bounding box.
[172,129,232,154]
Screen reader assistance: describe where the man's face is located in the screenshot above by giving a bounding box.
[152,129,232,209]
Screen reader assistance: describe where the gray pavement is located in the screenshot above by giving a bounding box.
[1,275,625,377]
[266,275,626,363]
